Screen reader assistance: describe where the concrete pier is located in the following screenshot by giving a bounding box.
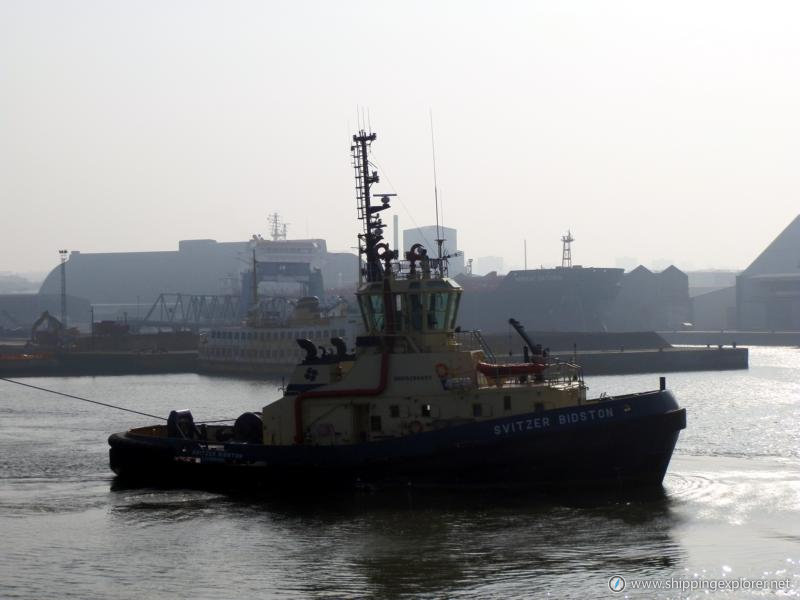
[550,346,748,375]
[660,330,800,347]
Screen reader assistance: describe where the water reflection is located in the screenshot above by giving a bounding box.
[108,484,685,598]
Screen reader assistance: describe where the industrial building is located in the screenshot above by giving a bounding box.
[605,266,691,331]
[36,237,358,323]
[736,215,800,330]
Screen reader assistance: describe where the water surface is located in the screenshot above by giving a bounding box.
[1,347,798,598]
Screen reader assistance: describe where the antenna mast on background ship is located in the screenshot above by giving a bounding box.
[561,230,574,268]
[268,213,288,241]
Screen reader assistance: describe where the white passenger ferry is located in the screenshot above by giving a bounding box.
[198,296,361,375]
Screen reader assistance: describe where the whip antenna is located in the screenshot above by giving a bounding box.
[430,110,443,262]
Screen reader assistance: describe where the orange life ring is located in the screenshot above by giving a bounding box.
[434,363,449,378]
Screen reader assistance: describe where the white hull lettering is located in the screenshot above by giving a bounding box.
[558,407,614,425]
[494,408,614,435]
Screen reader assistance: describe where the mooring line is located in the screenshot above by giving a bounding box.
[0,377,167,421]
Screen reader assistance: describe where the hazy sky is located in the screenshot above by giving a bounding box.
[2,0,799,275]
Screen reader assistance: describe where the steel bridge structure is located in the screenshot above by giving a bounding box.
[136,293,241,330]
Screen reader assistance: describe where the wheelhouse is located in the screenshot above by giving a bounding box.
[356,278,461,335]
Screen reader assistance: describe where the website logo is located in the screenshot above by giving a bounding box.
[608,575,626,593]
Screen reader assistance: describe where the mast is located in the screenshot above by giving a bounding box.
[561,230,574,268]
[268,213,288,241]
[352,130,392,283]
[251,248,258,309]
[430,111,444,268]
[58,249,68,328]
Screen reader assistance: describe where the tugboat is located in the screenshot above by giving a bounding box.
[108,130,686,489]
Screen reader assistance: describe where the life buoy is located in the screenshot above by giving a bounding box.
[408,420,423,434]
[434,363,449,378]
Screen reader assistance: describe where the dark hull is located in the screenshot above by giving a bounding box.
[109,391,686,491]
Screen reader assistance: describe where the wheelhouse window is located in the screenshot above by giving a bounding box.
[359,294,386,332]
[427,292,450,331]
[408,292,423,331]
[448,292,460,329]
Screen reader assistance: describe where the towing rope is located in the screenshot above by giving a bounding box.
[0,377,167,420]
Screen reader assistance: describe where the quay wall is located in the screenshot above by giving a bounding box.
[659,331,800,347]
[550,347,748,376]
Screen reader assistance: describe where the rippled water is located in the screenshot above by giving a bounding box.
[1,347,799,599]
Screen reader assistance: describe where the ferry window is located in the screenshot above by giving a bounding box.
[390,405,400,418]
[504,396,511,411]
[370,415,382,432]
[234,332,240,340]
[316,331,322,339]
[473,404,483,417]
[421,404,431,417]
[260,333,266,342]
